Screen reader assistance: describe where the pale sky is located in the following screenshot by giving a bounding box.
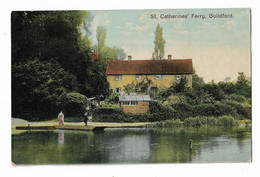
[87,8,251,82]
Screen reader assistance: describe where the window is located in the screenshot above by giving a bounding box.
[131,101,138,105]
[176,75,182,83]
[122,101,138,106]
[134,88,138,93]
[115,87,121,93]
[115,75,122,81]
[136,75,141,80]
[156,75,162,80]
[123,101,131,105]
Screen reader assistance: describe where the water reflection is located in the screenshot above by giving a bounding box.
[12,126,251,164]
[58,130,64,145]
[100,128,151,163]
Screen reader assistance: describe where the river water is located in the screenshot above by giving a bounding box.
[12,126,251,164]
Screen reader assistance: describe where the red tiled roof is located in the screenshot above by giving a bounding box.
[105,59,193,75]
[88,53,100,61]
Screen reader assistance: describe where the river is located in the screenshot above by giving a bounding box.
[12,125,251,164]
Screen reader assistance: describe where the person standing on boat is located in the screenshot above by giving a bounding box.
[58,111,64,125]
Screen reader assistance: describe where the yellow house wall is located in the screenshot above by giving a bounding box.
[107,74,192,93]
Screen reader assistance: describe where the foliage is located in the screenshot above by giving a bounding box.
[106,92,119,103]
[183,116,239,127]
[203,83,226,101]
[153,119,182,128]
[12,59,78,120]
[236,72,251,98]
[95,26,107,53]
[192,73,205,89]
[123,78,152,94]
[12,11,89,73]
[226,94,246,103]
[78,59,110,97]
[152,116,239,128]
[152,24,165,59]
[217,116,239,126]
[93,101,175,123]
[11,11,110,120]
[174,77,188,93]
[149,101,174,117]
[61,92,87,117]
[123,82,136,94]
[94,26,126,64]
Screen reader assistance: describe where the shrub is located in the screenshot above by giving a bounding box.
[93,103,176,123]
[61,92,87,117]
[227,94,246,103]
[206,116,218,126]
[217,116,239,126]
[171,103,193,120]
[183,117,204,127]
[154,119,182,128]
[224,100,249,119]
[183,116,239,127]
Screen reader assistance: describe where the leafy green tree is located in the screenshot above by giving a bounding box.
[11,11,111,120]
[100,46,126,62]
[174,77,187,93]
[96,26,107,53]
[12,59,78,120]
[192,69,205,89]
[79,60,110,98]
[237,72,249,88]
[95,26,126,63]
[152,24,165,59]
[236,72,251,98]
[12,11,89,70]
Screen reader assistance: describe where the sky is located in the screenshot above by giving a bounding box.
[86,8,251,83]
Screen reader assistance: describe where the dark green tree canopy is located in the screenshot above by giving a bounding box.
[11,11,110,120]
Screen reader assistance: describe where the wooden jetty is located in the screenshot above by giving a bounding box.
[16,125,106,131]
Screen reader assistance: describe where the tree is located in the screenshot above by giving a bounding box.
[152,24,165,60]
[96,26,107,53]
[94,26,126,65]
[192,69,205,89]
[237,72,249,88]
[236,72,251,98]
[174,77,187,93]
[12,59,78,120]
[11,11,111,120]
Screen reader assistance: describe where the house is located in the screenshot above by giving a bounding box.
[119,95,152,114]
[105,55,193,94]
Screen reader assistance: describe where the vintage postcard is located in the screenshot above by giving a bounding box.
[11,8,251,164]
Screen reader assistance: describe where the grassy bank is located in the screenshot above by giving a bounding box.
[151,116,242,128]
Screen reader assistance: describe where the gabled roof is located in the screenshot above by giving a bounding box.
[119,95,152,102]
[105,59,193,75]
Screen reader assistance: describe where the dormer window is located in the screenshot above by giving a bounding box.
[136,75,141,80]
[156,75,162,80]
[116,75,122,81]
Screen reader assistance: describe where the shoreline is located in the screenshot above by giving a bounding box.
[12,118,152,134]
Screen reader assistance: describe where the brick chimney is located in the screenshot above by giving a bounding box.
[88,53,100,61]
[128,55,132,60]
